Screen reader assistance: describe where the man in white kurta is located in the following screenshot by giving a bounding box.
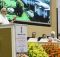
[0,7,9,24]
[48,31,60,42]
[0,7,16,24]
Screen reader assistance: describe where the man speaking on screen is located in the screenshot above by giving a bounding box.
[0,7,16,24]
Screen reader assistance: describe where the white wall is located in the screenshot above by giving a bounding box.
[58,0,60,33]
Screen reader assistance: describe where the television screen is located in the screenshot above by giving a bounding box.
[0,0,50,25]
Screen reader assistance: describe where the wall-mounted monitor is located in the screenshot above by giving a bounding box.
[0,0,50,25]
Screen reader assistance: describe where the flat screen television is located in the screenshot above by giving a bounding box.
[0,0,50,25]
